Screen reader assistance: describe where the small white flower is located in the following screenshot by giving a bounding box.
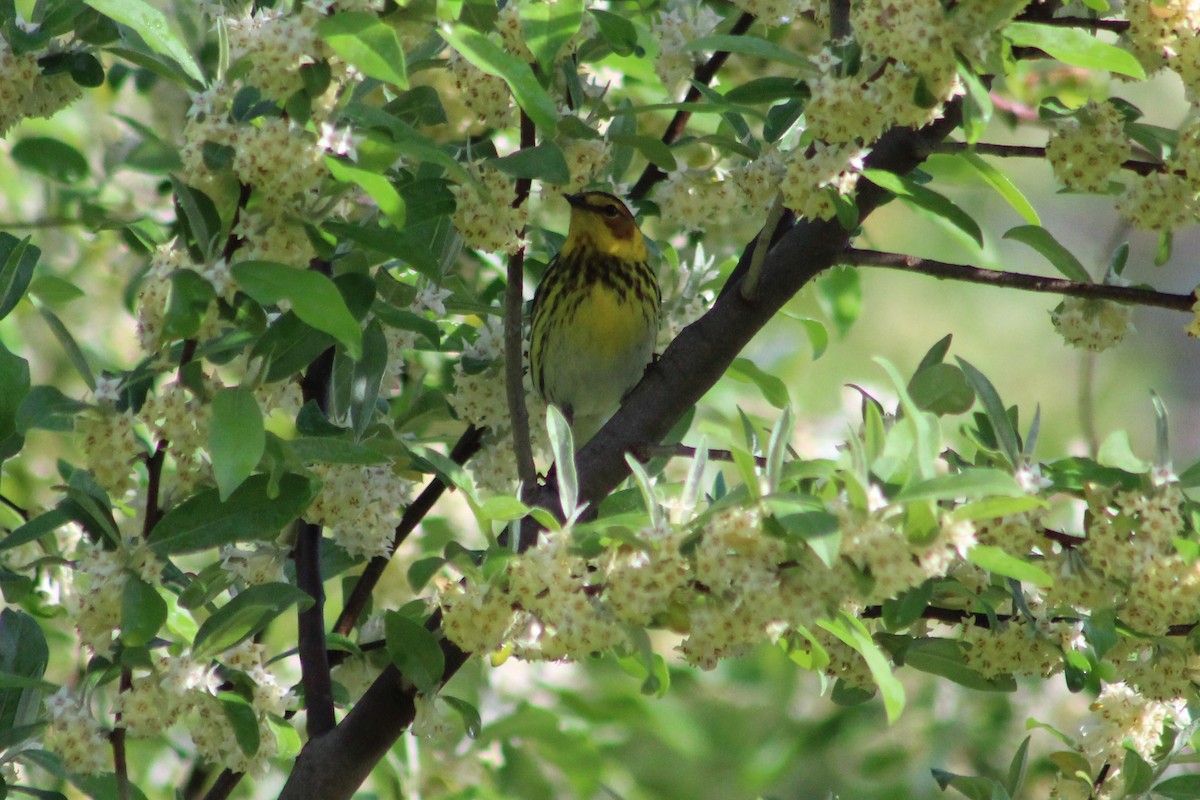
[203,258,234,296]
[317,122,363,160]
[413,283,452,316]
[92,375,122,404]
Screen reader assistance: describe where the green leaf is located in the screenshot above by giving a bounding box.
[37,305,94,389]
[28,275,85,306]
[894,469,1025,503]
[727,358,789,408]
[193,582,314,656]
[149,473,317,554]
[121,576,166,647]
[16,385,89,433]
[1002,225,1092,283]
[903,637,1016,692]
[10,138,89,183]
[1005,736,1031,798]
[0,341,30,461]
[488,142,571,185]
[0,609,48,734]
[1096,429,1150,473]
[349,319,387,439]
[967,545,1053,587]
[862,169,983,248]
[590,9,638,56]
[1005,21,1145,79]
[547,405,577,518]
[442,695,482,738]
[233,261,363,359]
[931,770,1010,800]
[607,133,677,172]
[326,157,406,229]
[522,0,582,73]
[384,611,444,693]
[219,692,261,756]
[441,25,559,133]
[908,363,974,416]
[958,152,1040,225]
[83,0,204,83]
[317,12,408,88]
[1,508,68,552]
[1153,775,1200,800]
[956,357,1020,467]
[820,613,905,723]
[210,387,265,500]
[686,34,814,70]
[0,235,40,322]
[816,266,861,336]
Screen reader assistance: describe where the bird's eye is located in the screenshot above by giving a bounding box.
[602,205,619,218]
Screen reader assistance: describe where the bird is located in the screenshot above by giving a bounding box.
[529,191,661,447]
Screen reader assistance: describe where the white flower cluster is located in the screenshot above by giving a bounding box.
[449,53,513,129]
[656,247,719,350]
[451,166,529,254]
[140,380,216,497]
[656,171,736,234]
[0,35,82,137]
[43,688,109,775]
[1050,297,1134,352]
[651,1,723,89]
[781,142,867,221]
[305,462,415,559]
[1046,102,1131,193]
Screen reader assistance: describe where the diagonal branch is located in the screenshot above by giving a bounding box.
[275,98,967,800]
[628,11,755,202]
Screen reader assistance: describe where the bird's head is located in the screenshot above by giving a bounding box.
[561,191,648,262]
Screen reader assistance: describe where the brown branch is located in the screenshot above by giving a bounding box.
[111,669,133,800]
[142,441,167,538]
[936,142,1166,176]
[505,109,538,496]
[332,424,485,640]
[628,12,755,202]
[295,258,337,738]
[202,769,243,800]
[631,442,769,468]
[1032,16,1129,34]
[843,248,1195,312]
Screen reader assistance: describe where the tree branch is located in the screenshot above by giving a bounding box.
[843,248,1195,312]
[275,96,967,800]
[505,110,538,495]
[628,12,755,202]
[201,769,243,800]
[631,442,768,468]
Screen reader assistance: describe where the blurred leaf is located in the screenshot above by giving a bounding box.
[384,611,444,693]
[816,266,861,336]
[210,387,265,500]
[0,342,30,461]
[11,137,89,183]
[956,357,1020,467]
[487,143,571,185]
[1005,21,1145,79]
[317,12,408,87]
[894,469,1024,502]
[441,25,558,133]
[15,386,88,434]
[967,545,1053,587]
[727,358,789,408]
[522,0,581,73]
[326,157,406,229]
[863,169,983,247]
[193,582,314,656]
[902,637,1017,692]
[958,153,1040,225]
[84,0,204,82]
[219,692,261,755]
[349,320,387,439]
[608,133,677,172]
[590,9,637,56]
[121,576,166,647]
[931,769,1010,800]
[686,34,813,70]
[28,275,84,306]
[37,305,94,389]
[443,695,482,738]
[1153,775,1200,800]
[908,362,974,416]
[149,473,317,554]
[547,404,578,518]
[0,235,40,321]
[233,261,363,359]
[0,609,48,734]
[1003,225,1092,283]
[1096,429,1150,473]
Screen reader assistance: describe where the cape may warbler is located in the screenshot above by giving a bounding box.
[530,191,661,446]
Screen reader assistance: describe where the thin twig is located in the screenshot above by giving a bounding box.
[332,424,485,640]
[843,248,1195,312]
[141,441,166,538]
[111,669,133,800]
[629,12,755,202]
[828,0,851,39]
[505,110,538,496]
[1034,16,1129,34]
[632,442,769,468]
[936,141,1166,176]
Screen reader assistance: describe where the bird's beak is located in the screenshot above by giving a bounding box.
[564,193,586,209]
